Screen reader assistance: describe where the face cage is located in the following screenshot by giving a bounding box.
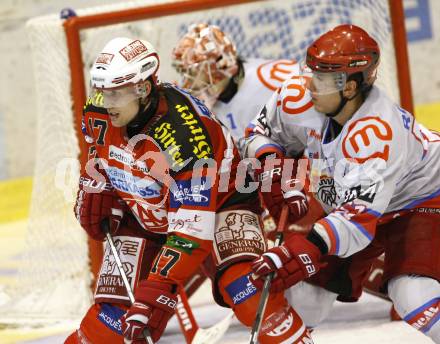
[177,60,229,106]
[89,83,148,108]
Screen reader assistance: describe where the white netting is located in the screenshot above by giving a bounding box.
[0,0,401,325]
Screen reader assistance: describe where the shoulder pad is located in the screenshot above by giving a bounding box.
[148,87,214,173]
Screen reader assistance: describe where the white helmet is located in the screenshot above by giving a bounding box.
[90,37,160,108]
[172,24,238,108]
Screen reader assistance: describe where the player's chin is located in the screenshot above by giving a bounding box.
[110,117,124,127]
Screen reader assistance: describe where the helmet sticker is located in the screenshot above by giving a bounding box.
[119,40,148,62]
[96,53,114,65]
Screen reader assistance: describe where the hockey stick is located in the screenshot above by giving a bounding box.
[175,282,234,344]
[102,220,154,344]
[249,205,289,344]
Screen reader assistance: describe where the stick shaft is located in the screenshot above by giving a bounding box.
[249,205,289,344]
[103,222,154,344]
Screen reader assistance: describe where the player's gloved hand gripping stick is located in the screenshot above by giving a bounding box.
[249,205,289,344]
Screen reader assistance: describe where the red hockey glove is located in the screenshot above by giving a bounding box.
[122,280,177,343]
[250,234,322,293]
[74,169,127,241]
[256,157,308,224]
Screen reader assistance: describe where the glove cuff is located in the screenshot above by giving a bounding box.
[264,252,283,269]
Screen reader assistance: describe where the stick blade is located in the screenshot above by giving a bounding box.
[192,312,234,344]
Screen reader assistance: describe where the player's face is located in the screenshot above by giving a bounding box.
[107,99,140,127]
[307,73,345,113]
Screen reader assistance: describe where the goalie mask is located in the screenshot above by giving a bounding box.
[89,37,160,108]
[172,23,238,108]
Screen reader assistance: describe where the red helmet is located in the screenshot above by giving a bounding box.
[306,24,380,87]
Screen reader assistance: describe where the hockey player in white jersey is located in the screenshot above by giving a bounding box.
[248,24,440,342]
[172,23,300,152]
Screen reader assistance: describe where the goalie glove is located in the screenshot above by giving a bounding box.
[256,157,308,225]
[250,234,323,293]
[122,280,177,343]
[74,167,127,241]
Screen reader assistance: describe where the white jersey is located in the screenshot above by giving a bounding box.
[242,75,325,159]
[212,58,300,151]
[243,79,440,258]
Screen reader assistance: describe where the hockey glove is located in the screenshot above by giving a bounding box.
[250,234,322,293]
[122,280,177,343]
[74,168,127,241]
[256,157,308,225]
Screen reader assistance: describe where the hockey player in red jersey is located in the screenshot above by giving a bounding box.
[68,37,313,343]
[249,24,440,342]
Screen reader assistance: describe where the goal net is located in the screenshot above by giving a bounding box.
[0,0,411,325]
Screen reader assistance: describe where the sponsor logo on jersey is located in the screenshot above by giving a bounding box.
[176,104,212,160]
[153,121,185,168]
[317,177,337,207]
[95,236,143,302]
[168,209,213,240]
[174,85,211,117]
[106,167,161,199]
[119,39,148,62]
[151,94,213,170]
[257,59,299,91]
[169,213,202,232]
[108,145,149,173]
[96,53,114,65]
[264,308,294,337]
[225,274,257,305]
[170,178,211,208]
[342,116,393,163]
[97,303,124,334]
[344,183,378,203]
[214,211,265,265]
[166,234,200,255]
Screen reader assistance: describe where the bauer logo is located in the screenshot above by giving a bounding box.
[119,40,148,62]
[225,274,257,305]
[170,178,211,208]
[97,303,124,334]
[106,167,161,199]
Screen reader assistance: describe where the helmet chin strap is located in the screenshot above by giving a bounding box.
[325,89,359,118]
[325,91,348,118]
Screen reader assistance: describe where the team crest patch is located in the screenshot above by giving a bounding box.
[214,210,265,266]
[225,274,258,305]
[317,177,337,207]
